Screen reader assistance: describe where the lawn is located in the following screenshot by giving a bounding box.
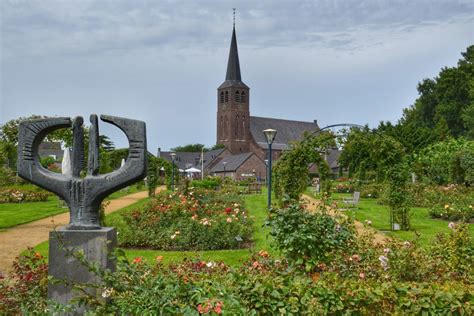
[0,196,67,230]
[0,184,145,230]
[306,190,474,247]
[35,189,274,266]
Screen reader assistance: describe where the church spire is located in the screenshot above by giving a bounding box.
[225,14,242,82]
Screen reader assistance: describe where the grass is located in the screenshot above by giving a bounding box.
[0,184,145,230]
[0,196,67,230]
[35,189,274,267]
[306,190,474,247]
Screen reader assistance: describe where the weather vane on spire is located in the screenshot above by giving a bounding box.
[233,8,236,27]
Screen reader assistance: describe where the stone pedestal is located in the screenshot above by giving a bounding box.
[48,227,116,312]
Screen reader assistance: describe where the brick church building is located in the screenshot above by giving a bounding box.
[161,24,323,181]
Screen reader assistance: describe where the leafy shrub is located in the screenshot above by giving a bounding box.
[429,203,474,221]
[0,167,15,186]
[190,176,222,190]
[334,182,354,193]
[386,164,412,230]
[0,188,50,203]
[0,249,48,314]
[266,201,356,271]
[414,138,474,185]
[114,188,253,251]
[413,184,474,221]
[359,182,385,198]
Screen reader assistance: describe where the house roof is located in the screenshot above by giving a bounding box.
[210,152,253,172]
[249,116,320,150]
[326,148,342,169]
[160,148,225,171]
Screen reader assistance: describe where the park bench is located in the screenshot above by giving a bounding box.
[247,182,262,194]
[343,191,360,208]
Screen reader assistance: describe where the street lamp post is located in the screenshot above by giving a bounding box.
[264,159,268,186]
[170,152,176,191]
[263,129,277,210]
[223,161,227,179]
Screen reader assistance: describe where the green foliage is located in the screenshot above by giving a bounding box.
[339,128,405,182]
[190,177,222,190]
[266,201,355,271]
[40,156,56,168]
[414,137,474,185]
[398,45,474,143]
[431,223,474,279]
[0,167,16,186]
[113,188,253,251]
[146,155,171,197]
[359,182,385,198]
[171,143,206,152]
[386,163,411,231]
[422,184,474,221]
[273,132,333,200]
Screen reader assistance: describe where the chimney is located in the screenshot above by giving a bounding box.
[313,119,318,125]
[157,147,161,158]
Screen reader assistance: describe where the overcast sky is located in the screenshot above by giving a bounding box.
[1,0,473,152]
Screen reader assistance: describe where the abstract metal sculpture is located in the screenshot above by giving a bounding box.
[17,114,147,230]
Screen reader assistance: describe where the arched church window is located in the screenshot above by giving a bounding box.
[224,116,229,139]
[220,116,223,140]
[241,91,246,103]
[235,91,240,102]
[241,116,246,139]
[225,91,229,102]
[220,92,224,103]
[235,115,239,137]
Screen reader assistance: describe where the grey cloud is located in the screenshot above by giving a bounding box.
[2,0,473,59]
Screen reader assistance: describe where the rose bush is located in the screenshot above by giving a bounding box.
[3,229,473,315]
[114,188,253,251]
[0,188,50,203]
[265,200,356,271]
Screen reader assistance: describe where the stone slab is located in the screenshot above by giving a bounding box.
[48,226,116,313]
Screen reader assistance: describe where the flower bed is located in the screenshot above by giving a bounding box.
[115,188,253,251]
[420,184,474,221]
[1,221,472,314]
[0,189,50,203]
[334,183,354,193]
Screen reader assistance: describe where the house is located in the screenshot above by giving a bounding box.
[209,152,266,181]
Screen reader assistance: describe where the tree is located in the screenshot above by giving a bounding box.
[170,143,226,152]
[397,45,474,150]
[171,144,206,152]
[147,155,172,197]
[338,128,405,182]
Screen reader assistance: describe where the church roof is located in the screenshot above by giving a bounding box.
[249,116,320,150]
[210,152,253,172]
[218,26,249,90]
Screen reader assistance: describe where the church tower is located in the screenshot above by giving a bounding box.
[216,23,251,154]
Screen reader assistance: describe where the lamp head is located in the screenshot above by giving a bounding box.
[170,152,176,161]
[262,129,277,145]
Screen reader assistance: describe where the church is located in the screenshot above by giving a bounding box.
[160,24,321,180]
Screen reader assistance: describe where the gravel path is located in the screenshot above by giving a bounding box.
[302,194,388,245]
[0,189,162,275]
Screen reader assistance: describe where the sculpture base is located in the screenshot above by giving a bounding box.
[48,226,116,314]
